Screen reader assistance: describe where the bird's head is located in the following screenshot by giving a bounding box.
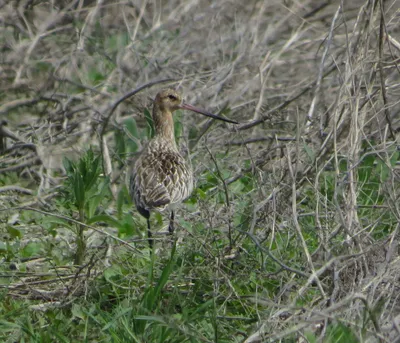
[154,88,238,124]
[154,88,183,112]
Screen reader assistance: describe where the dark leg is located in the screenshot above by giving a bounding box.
[138,206,152,250]
[168,211,175,234]
[147,217,153,250]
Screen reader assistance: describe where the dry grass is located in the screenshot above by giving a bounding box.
[1,0,400,342]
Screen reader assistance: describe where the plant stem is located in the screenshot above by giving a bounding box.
[74,208,86,265]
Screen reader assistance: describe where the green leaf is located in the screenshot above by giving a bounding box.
[73,171,85,210]
[195,188,206,200]
[303,142,315,162]
[87,214,122,228]
[0,241,8,253]
[117,214,135,237]
[105,32,129,55]
[174,110,183,145]
[142,243,176,311]
[304,330,317,343]
[115,130,126,161]
[187,299,213,320]
[154,212,163,225]
[188,126,199,141]
[71,304,86,321]
[63,157,74,176]
[358,154,375,183]
[390,150,399,167]
[117,185,130,218]
[326,322,358,343]
[88,67,105,85]
[87,178,110,218]
[21,242,42,258]
[104,264,123,282]
[41,217,72,230]
[124,118,139,153]
[82,151,101,191]
[133,315,166,324]
[144,108,154,138]
[7,226,22,239]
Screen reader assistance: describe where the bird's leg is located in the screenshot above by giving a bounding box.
[147,217,153,250]
[168,210,175,234]
[138,206,153,251]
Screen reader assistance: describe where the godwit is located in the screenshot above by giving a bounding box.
[130,88,237,249]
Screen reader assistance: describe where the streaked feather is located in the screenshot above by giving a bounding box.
[130,137,193,214]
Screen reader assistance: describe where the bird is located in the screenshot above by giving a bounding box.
[129,88,238,249]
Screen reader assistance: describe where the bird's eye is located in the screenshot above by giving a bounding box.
[168,94,177,100]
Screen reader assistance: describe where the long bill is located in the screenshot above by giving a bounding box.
[180,103,238,124]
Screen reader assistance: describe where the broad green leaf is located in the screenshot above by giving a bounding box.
[7,226,22,239]
[21,242,42,258]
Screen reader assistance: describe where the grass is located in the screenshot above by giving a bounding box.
[1,0,400,342]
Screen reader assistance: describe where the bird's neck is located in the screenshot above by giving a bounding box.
[153,105,176,144]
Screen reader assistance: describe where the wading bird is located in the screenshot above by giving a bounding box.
[130,88,237,249]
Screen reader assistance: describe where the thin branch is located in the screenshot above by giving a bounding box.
[206,146,233,247]
[0,186,34,195]
[3,206,144,255]
[237,64,337,131]
[378,0,395,140]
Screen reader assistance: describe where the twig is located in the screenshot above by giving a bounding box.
[0,98,40,116]
[237,64,337,131]
[235,228,309,278]
[3,206,144,255]
[77,0,105,51]
[0,156,41,173]
[378,0,395,140]
[229,135,298,145]
[305,4,341,134]
[287,147,327,299]
[206,146,233,247]
[0,186,33,195]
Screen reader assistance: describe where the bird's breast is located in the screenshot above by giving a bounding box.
[131,138,194,211]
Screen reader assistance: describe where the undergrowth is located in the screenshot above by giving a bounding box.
[0,0,400,342]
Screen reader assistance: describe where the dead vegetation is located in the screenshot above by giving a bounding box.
[1,0,400,342]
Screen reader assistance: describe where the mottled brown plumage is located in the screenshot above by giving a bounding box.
[130,88,237,248]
